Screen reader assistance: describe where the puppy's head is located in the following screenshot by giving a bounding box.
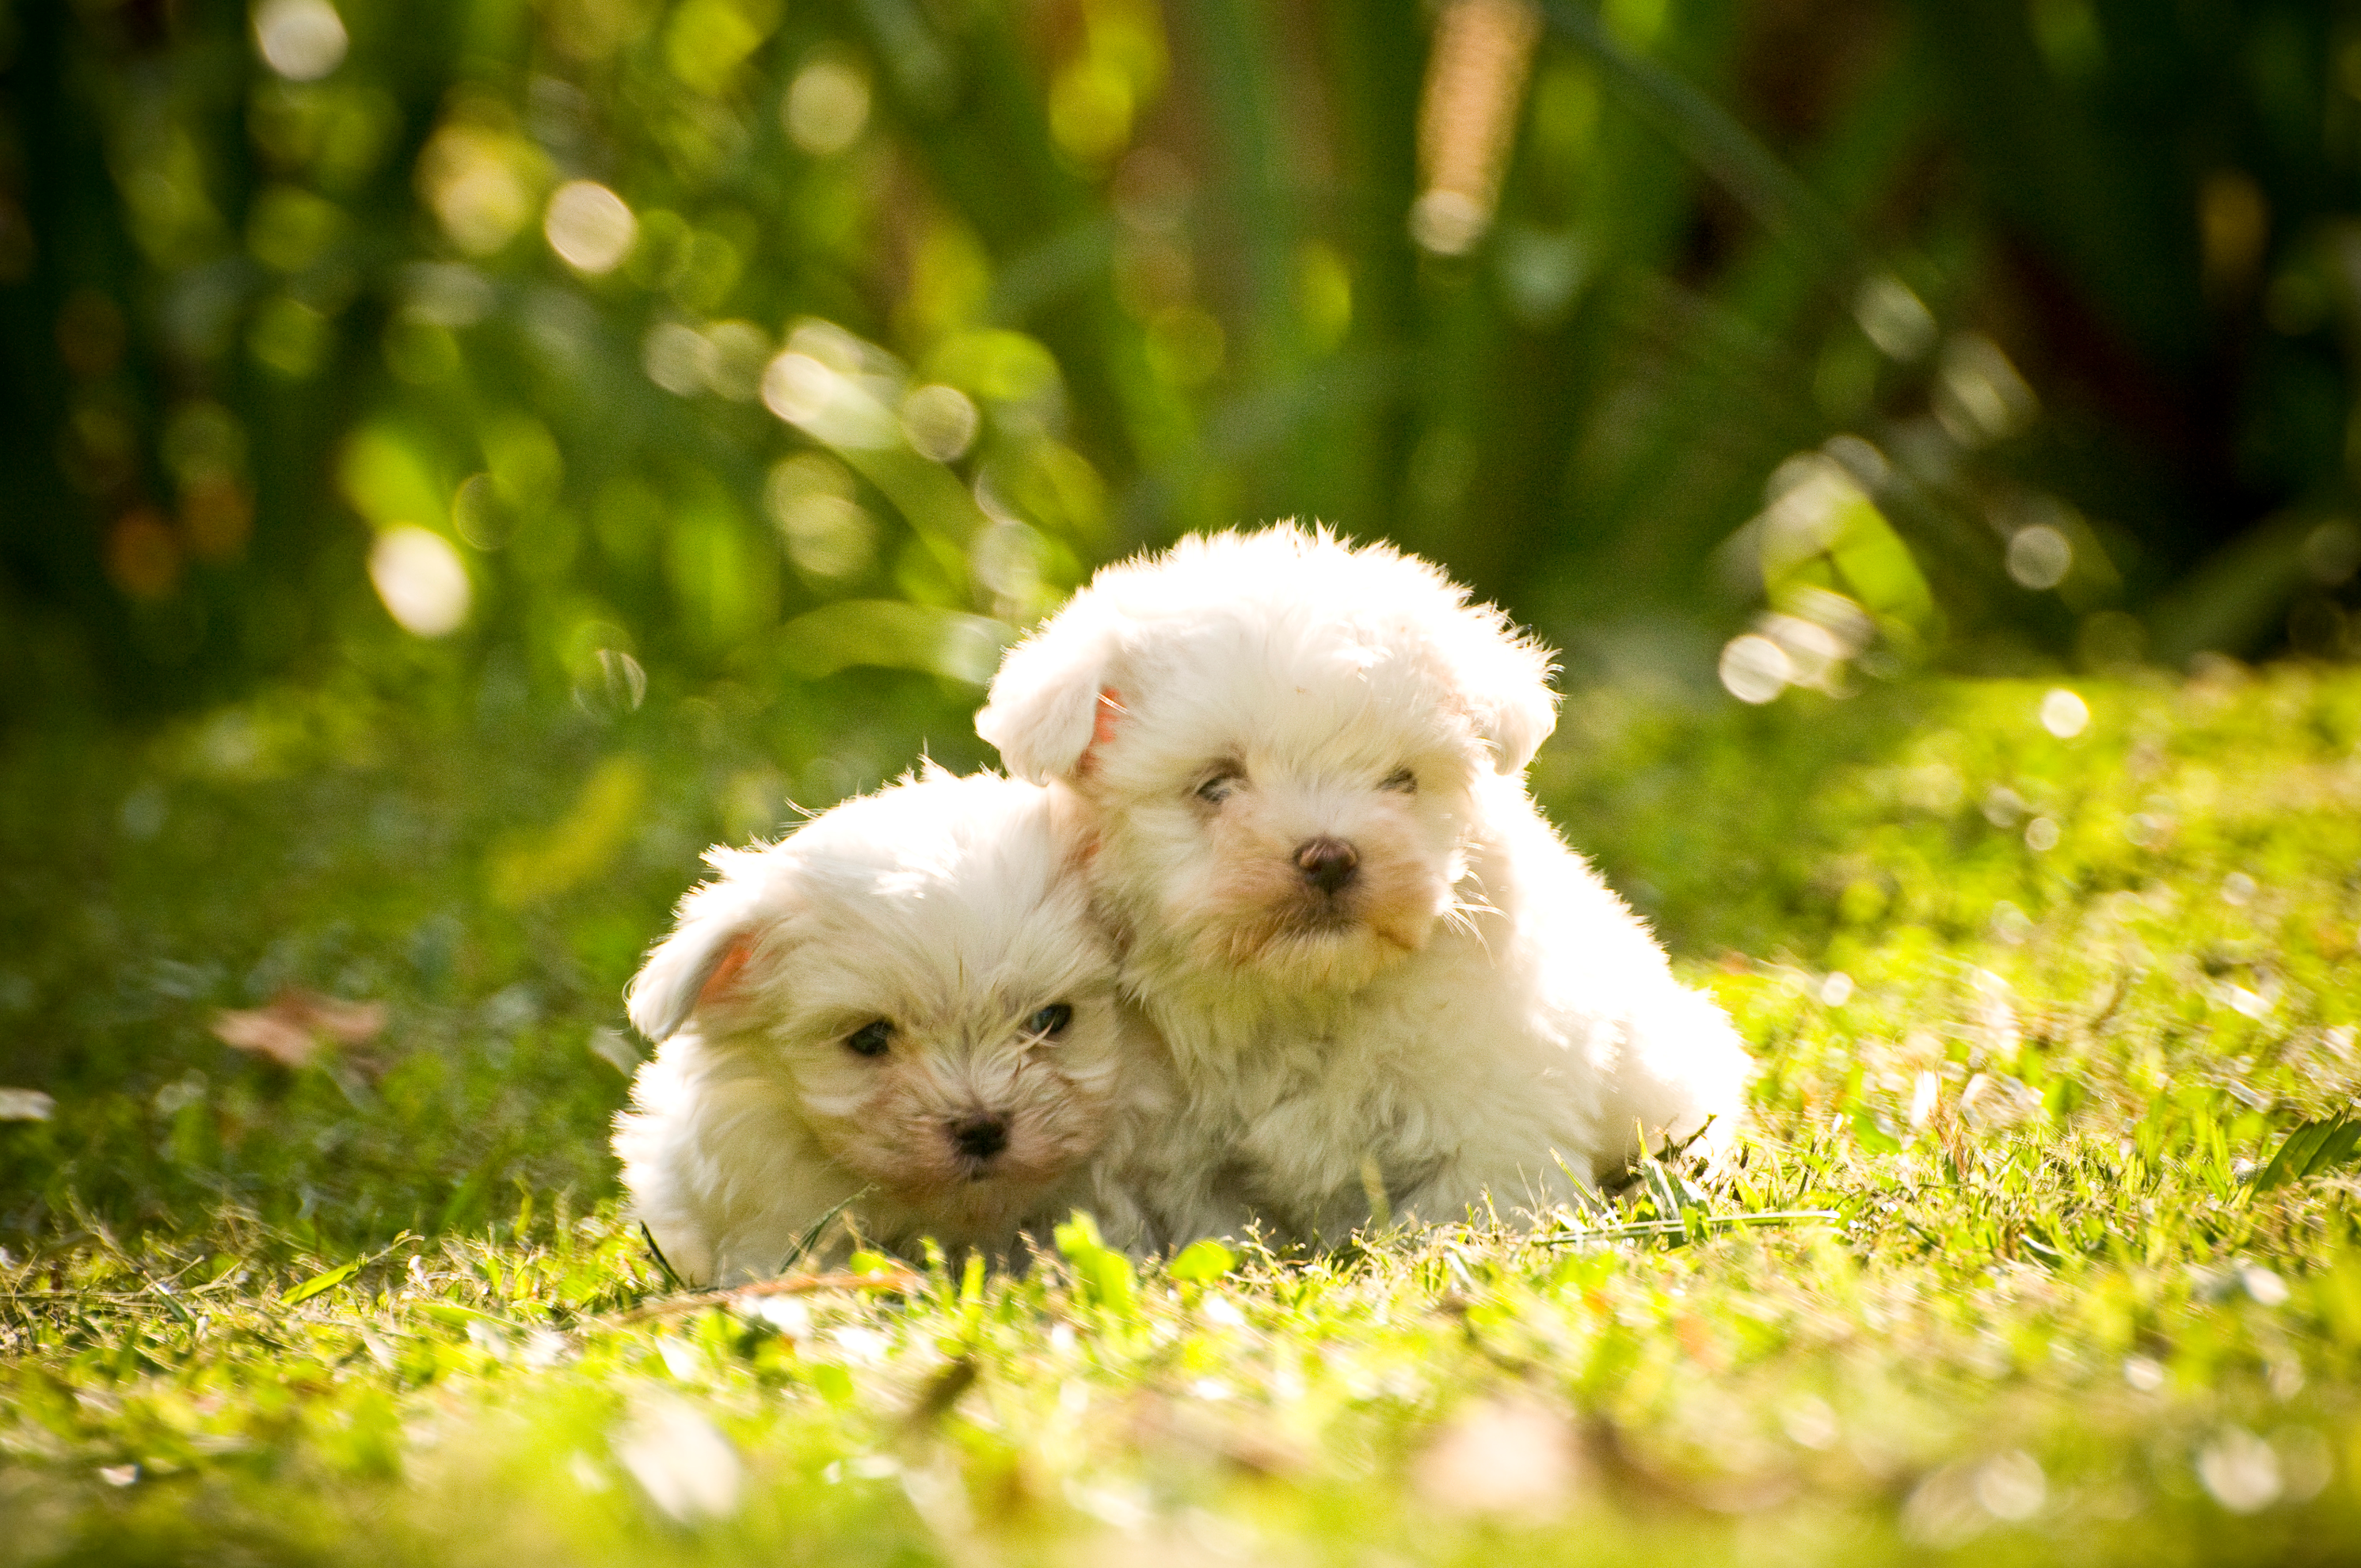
[977,524,1558,993]
[626,770,1121,1235]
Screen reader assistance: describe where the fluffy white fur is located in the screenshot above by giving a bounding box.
[977,524,1751,1246]
[614,769,1163,1285]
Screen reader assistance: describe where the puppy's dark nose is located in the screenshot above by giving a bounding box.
[950,1114,1008,1161]
[1295,837,1359,894]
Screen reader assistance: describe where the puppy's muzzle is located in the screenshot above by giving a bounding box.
[1294,837,1360,895]
[948,1113,1010,1166]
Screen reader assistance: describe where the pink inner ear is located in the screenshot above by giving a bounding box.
[1076,687,1125,778]
[697,940,752,1009]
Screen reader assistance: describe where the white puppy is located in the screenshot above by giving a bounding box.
[614,769,1160,1284]
[977,524,1750,1246]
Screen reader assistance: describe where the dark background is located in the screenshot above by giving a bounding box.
[7,0,2361,729]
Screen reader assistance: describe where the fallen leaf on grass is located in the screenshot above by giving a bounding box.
[211,988,387,1068]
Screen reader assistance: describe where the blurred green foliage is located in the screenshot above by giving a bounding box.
[9,0,2361,722]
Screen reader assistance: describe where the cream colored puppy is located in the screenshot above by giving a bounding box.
[615,769,1160,1284]
[977,525,1750,1246]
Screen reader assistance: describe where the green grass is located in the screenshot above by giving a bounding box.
[7,660,2361,1565]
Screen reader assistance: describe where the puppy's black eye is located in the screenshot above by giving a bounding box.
[1195,769,1242,805]
[1026,1003,1073,1039]
[1381,767,1417,794]
[844,1021,893,1058]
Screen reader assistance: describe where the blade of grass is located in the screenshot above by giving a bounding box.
[2254,1118,2361,1194]
[282,1231,417,1307]
[1537,1208,1839,1245]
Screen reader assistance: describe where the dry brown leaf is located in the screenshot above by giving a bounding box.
[211,1007,318,1067]
[211,988,387,1068]
[298,991,389,1043]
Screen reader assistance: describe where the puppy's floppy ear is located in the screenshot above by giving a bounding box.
[1470,660,1559,774]
[1440,603,1562,775]
[977,606,1123,784]
[625,854,776,1042]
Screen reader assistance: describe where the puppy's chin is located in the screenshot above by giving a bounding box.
[1186,861,1451,993]
[878,1163,1058,1232]
[1213,913,1423,991]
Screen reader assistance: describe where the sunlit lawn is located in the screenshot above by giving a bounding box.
[6,660,2361,1565]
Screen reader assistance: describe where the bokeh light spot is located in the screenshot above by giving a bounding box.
[576,647,647,717]
[451,473,515,550]
[1718,633,1791,704]
[253,0,348,82]
[760,337,899,447]
[784,56,870,156]
[2039,687,2089,738]
[1852,274,1935,360]
[368,526,471,637]
[543,181,636,274]
[760,352,832,421]
[1409,189,1486,257]
[2197,1429,2282,1513]
[701,321,771,401]
[766,454,875,580]
[779,497,875,579]
[644,323,717,396]
[1972,1451,2046,1521]
[1049,61,1133,165]
[971,518,1046,606]
[1934,334,2037,444]
[419,127,537,256]
[900,383,979,462]
[2005,523,2072,589]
